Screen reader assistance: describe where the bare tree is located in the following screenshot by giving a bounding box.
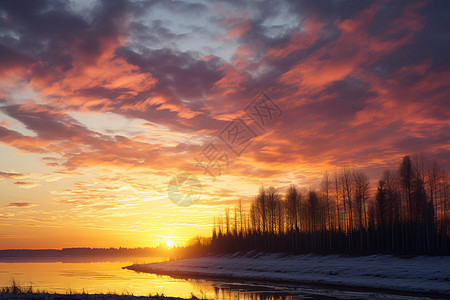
[354,170,370,228]
[307,190,320,232]
[400,156,414,222]
[238,199,244,236]
[376,179,388,228]
[266,186,280,234]
[256,186,267,233]
[340,167,354,231]
[286,185,300,232]
[334,170,341,232]
[225,207,230,235]
[322,171,332,230]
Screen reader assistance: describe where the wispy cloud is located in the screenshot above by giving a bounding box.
[5,202,38,208]
[0,171,28,179]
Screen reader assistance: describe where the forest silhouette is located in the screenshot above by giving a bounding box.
[201,155,449,255]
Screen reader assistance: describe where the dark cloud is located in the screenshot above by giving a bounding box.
[1,105,88,140]
[0,171,27,179]
[118,47,223,102]
[286,0,372,23]
[0,104,165,170]
[5,202,37,208]
[0,0,449,179]
[129,20,189,45]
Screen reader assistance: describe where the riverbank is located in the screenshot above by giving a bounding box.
[0,294,193,300]
[125,252,450,296]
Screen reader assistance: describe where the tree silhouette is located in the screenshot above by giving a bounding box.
[209,154,449,255]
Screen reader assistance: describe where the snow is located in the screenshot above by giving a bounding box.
[126,253,450,295]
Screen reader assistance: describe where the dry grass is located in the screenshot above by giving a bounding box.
[0,279,209,299]
[0,278,36,294]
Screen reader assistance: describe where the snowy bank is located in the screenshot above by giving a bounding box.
[125,253,450,295]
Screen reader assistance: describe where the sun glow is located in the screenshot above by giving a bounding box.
[165,239,174,249]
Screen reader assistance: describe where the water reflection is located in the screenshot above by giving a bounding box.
[0,258,427,300]
[0,257,197,297]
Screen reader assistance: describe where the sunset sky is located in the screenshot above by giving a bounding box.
[0,0,449,249]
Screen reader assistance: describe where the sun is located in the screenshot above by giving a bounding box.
[165,239,174,249]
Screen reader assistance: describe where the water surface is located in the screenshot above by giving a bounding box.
[0,257,203,297]
[0,257,435,300]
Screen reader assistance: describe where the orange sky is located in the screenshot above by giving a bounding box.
[0,0,449,249]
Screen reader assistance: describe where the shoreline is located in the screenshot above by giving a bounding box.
[125,266,448,299]
[125,252,450,298]
[0,294,194,300]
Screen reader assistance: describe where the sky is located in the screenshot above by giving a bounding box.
[0,0,449,249]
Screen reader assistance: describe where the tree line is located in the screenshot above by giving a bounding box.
[208,155,449,255]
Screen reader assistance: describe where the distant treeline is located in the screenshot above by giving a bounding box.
[207,155,449,255]
[0,247,172,258]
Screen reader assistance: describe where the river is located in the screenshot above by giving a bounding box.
[0,257,435,300]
